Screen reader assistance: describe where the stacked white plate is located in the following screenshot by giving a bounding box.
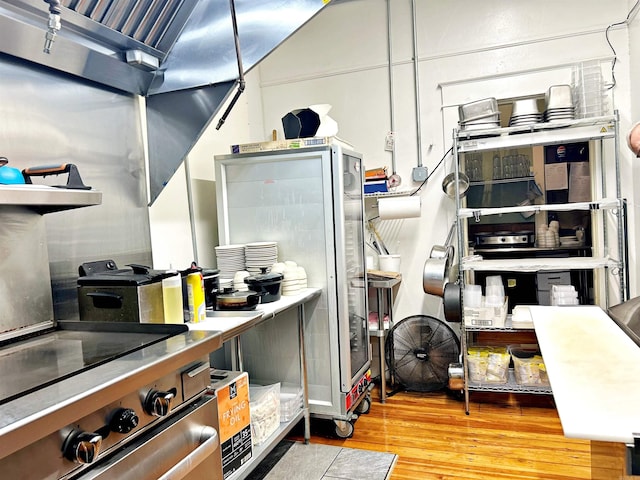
[245,241,278,275]
[560,235,582,247]
[215,244,246,281]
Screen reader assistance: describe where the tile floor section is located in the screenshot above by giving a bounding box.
[256,441,397,480]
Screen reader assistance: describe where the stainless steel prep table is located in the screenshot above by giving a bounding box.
[188,287,321,480]
[355,274,402,403]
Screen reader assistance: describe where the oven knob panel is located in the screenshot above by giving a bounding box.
[62,431,102,464]
[108,407,139,434]
[144,389,176,417]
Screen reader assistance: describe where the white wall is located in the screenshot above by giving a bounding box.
[255,0,639,321]
[152,0,640,320]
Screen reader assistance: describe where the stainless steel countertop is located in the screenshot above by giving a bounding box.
[192,288,322,339]
[0,329,223,460]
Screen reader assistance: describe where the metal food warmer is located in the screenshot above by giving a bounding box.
[215,142,371,438]
[0,186,224,480]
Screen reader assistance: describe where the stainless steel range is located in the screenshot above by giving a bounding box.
[0,322,224,480]
[0,186,224,479]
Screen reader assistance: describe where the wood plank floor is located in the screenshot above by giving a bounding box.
[288,387,623,480]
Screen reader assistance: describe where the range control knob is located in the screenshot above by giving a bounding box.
[144,389,175,417]
[109,408,139,434]
[62,431,102,464]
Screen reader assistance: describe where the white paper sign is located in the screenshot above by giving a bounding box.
[568,162,591,202]
[545,162,568,190]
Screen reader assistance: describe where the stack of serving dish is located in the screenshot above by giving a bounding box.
[544,84,575,122]
[509,98,542,126]
[458,97,500,130]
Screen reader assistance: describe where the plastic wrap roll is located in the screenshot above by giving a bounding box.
[378,196,421,220]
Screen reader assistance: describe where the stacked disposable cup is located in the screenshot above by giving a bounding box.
[484,275,505,307]
[463,284,482,308]
[572,61,607,119]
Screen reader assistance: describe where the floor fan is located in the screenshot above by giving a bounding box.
[385,315,460,392]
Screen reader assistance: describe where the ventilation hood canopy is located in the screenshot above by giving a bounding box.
[0,0,331,203]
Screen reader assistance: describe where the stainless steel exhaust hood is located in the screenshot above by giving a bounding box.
[0,0,331,203]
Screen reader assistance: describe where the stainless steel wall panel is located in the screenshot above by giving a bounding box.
[0,55,151,321]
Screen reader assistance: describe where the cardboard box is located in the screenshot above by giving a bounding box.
[364,180,388,194]
[212,371,252,479]
[464,297,508,328]
[230,136,353,154]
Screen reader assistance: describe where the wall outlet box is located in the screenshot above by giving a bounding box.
[412,166,428,182]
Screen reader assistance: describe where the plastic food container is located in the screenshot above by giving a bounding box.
[249,383,281,445]
[279,385,303,422]
[466,346,510,384]
[509,345,549,386]
[464,297,508,328]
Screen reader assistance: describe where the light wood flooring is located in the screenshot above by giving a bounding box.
[289,387,626,480]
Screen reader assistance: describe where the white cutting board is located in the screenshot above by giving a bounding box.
[530,305,640,443]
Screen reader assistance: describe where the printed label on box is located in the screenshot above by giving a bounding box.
[215,372,252,478]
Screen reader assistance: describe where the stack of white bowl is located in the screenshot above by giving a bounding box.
[544,85,575,122]
[272,261,307,296]
[536,221,560,248]
[572,61,607,119]
[509,98,543,127]
[233,270,250,291]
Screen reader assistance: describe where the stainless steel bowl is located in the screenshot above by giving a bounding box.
[442,172,469,199]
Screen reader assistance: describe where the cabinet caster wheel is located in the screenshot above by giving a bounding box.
[356,396,371,415]
[334,420,354,438]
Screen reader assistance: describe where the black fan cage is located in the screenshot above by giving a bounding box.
[385,315,460,392]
